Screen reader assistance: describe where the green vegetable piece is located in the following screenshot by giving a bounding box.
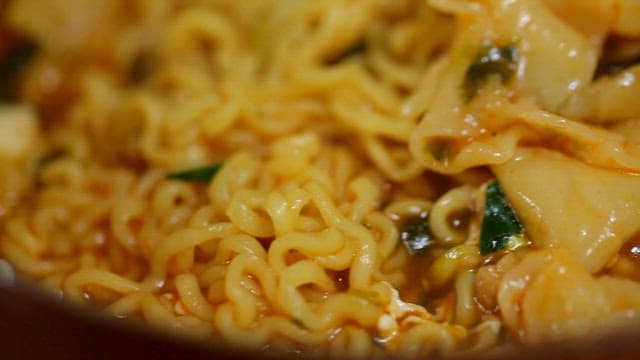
[167,163,222,183]
[595,37,640,78]
[595,55,640,78]
[463,42,518,101]
[289,316,308,330]
[0,40,38,101]
[324,40,367,65]
[426,138,459,164]
[128,52,152,84]
[399,215,433,255]
[480,180,525,255]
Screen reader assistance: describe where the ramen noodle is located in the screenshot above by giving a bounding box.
[1,0,640,357]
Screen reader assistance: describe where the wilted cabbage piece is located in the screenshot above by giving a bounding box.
[499,249,640,344]
[493,148,640,272]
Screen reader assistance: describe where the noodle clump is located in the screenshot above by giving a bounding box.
[2,0,640,357]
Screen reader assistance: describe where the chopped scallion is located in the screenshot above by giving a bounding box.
[480,180,527,255]
[324,40,367,65]
[399,215,433,255]
[463,42,518,101]
[0,40,38,101]
[167,163,222,184]
[289,316,308,330]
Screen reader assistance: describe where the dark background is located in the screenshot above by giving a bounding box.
[1,278,639,360]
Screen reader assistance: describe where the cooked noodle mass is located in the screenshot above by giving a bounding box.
[2,0,640,357]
